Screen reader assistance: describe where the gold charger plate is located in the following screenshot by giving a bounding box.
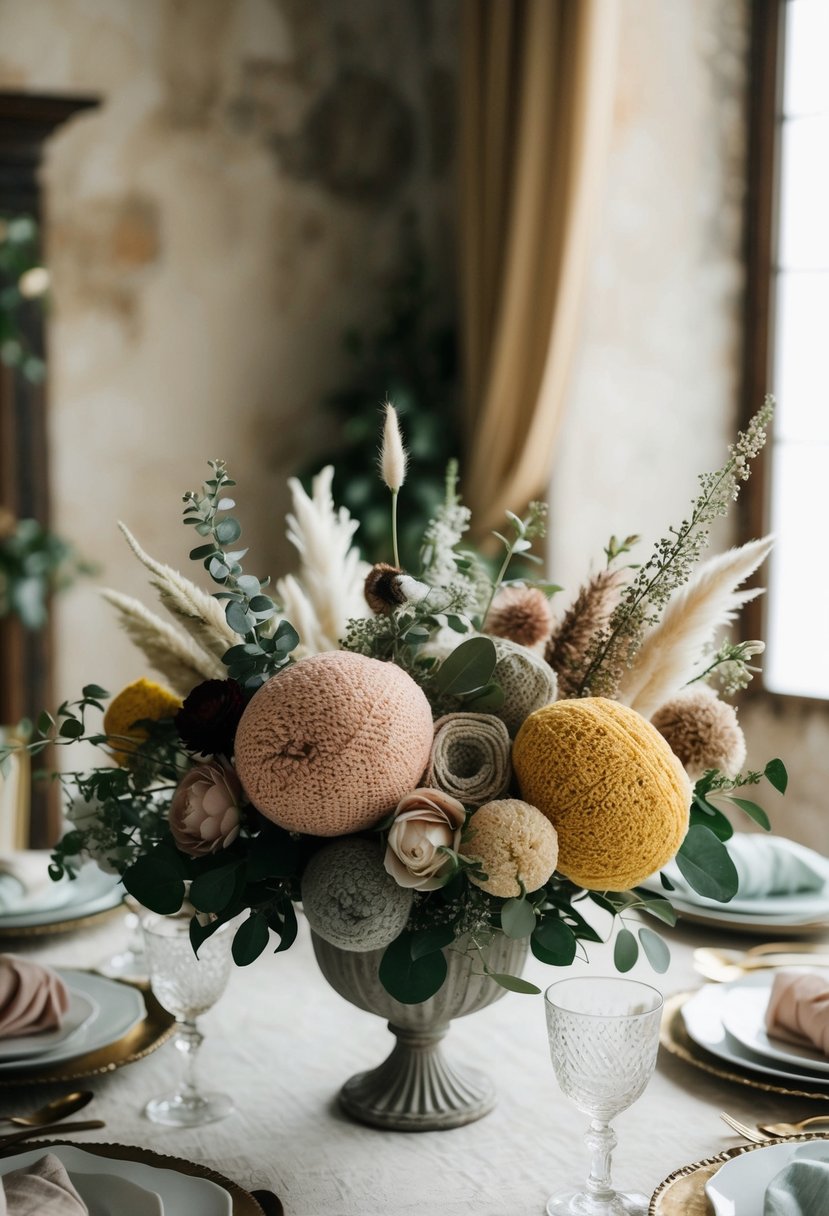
[649,1132,829,1214]
[0,979,175,1087]
[661,991,829,1102]
[0,901,124,939]
[0,1139,268,1215]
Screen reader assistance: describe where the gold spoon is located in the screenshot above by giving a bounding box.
[757,1115,829,1137]
[0,1091,93,1127]
[694,947,829,983]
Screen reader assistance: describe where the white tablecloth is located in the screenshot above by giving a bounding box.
[4,908,828,1215]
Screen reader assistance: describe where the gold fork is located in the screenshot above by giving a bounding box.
[719,1111,768,1143]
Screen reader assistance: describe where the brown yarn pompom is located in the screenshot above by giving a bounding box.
[484,587,554,649]
[364,563,406,614]
[651,686,746,781]
[234,651,434,836]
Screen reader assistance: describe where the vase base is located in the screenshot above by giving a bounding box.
[338,1024,496,1131]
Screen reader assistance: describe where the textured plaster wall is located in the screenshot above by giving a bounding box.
[552,0,826,847]
[0,0,456,703]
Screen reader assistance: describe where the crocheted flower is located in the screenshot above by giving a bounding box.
[426,713,512,806]
[650,686,746,780]
[302,837,414,951]
[175,678,246,757]
[103,678,182,766]
[464,798,558,897]
[169,758,243,857]
[484,586,554,649]
[384,788,466,890]
[513,698,691,891]
[234,651,434,835]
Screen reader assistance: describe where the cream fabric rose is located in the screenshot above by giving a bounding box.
[384,788,466,891]
[170,759,242,857]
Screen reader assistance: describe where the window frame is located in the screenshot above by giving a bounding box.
[739,0,827,711]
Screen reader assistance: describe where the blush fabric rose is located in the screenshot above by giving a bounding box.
[384,788,466,891]
[169,759,243,857]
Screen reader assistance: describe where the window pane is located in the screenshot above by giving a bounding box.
[778,114,829,269]
[774,271,829,442]
[784,0,829,117]
[765,440,829,698]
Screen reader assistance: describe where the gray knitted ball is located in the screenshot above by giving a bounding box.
[301,837,413,952]
[480,635,558,737]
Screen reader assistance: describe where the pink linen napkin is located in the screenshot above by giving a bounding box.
[0,957,69,1039]
[0,1153,87,1214]
[765,970,829,1055]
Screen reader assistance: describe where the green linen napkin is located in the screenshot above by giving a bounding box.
[764,1158,829,1215]
[727,835,825,898]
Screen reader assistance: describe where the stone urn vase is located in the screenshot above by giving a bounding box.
[311,931,530,1131]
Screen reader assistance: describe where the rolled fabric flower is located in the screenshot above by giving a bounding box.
[426,713,511,807]
[0,956,70,1038]
[384,788,466,890]
[169,758,243,857]
[488,635,559,736]
[765,970,829,1056]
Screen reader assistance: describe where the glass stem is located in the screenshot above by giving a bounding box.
[174,1018,203,1104]
[584,1118,617,1204]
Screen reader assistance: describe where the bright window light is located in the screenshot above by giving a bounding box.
[765,0,829,698]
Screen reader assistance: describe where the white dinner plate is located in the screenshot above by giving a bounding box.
[656,840,829,916]
[705,1139,829,1215]
[0,1145,231,1216]
[0,988,97,1062]
[0,971,145,1075]
[663,895,829,936]
[0,865,122,930]
[66,1170,163,1216]
[721,979,829,1076]
[682,973,829,1087]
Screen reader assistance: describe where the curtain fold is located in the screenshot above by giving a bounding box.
[459,0,620,536]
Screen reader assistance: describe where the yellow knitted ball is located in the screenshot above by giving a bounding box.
[512,697,691,890]
[234,651,434,836]
[464,799,558,897]
[103,678,182,765]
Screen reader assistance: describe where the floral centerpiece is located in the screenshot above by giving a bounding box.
[22,400,784,1012]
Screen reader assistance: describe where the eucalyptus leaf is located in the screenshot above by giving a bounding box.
[434,636,497,696]
[487,972,541,995]
[676,824,739,901]
[613,927,639,973]
[226,600,253,635]
[82,684,109,700]
[501,897,537,940]
[531,918,577,965]
[638,926,670,973]
[410,925,455,961]
[729,797,771,831]
[379,933,447,1004]
[764,758,788,794]
[689,801,734,841]
[232,912,270,966]
[462,682,505,712]
[189,862,242,913]
[215,518,242,545]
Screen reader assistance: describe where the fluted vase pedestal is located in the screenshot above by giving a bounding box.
[311,931,529,1132]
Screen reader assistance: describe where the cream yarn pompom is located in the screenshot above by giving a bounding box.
[301,838,413,952]
[426,713,511,806]
[651,685,747,781]
[234,651,434,836]
[464,799,558,897]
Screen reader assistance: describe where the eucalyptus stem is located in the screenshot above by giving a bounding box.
[480,546,516,630]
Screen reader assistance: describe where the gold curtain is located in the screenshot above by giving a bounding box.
[459,0,619,535]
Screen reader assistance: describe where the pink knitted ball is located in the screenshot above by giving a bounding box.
[234,651,434,835]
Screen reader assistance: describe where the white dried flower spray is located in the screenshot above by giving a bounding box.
[379,401,407,566]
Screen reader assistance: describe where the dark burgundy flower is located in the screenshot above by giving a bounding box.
[175,679,246,756]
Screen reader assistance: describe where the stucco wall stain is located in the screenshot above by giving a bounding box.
[272,69,416,203]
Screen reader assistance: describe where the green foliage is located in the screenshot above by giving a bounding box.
[675,824,739,901]
[182,460,299,688]
[0,214,46,383]
[379,931,448,1004]
[0,517,91,629]
[300,222,459,569]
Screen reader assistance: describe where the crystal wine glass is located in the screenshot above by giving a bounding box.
[142,912,235,1126]
[98,895,148,981]
[544,977,663,1216]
